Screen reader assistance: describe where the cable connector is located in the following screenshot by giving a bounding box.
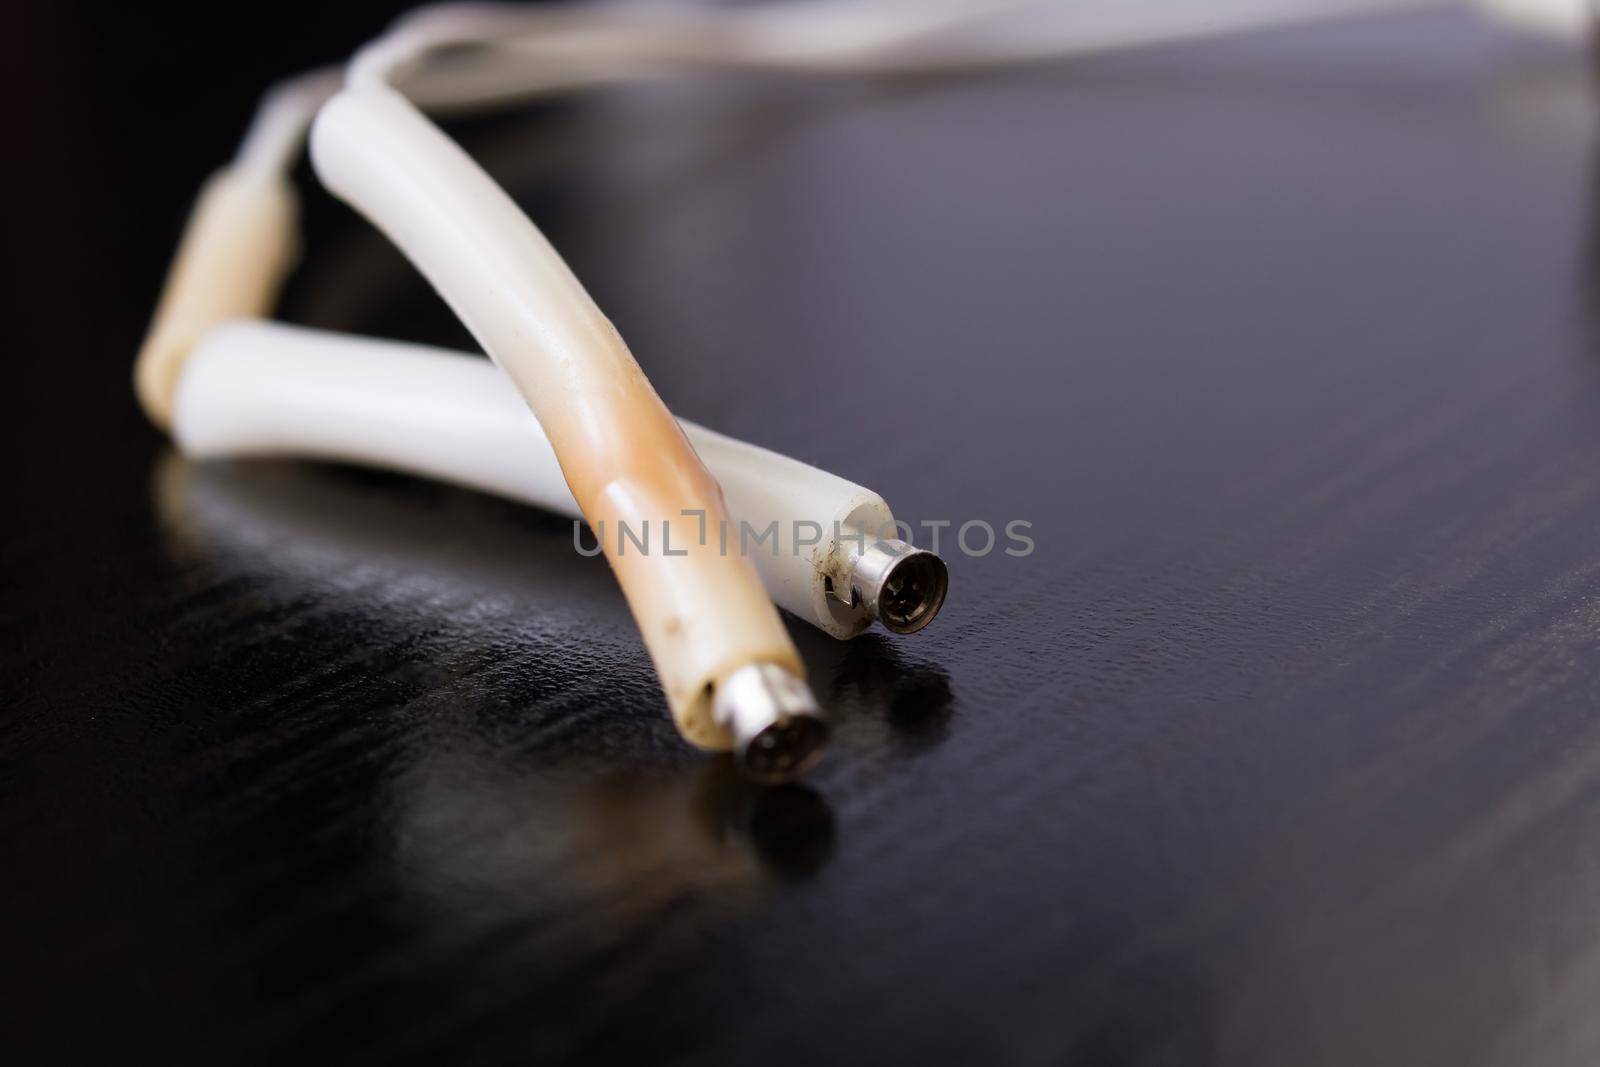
[713,663,829,783]
[848,540,949,635]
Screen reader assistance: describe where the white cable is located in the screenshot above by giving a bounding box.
[1473,0,1592,35]
[173,320,908,641]
[235,68,347,176]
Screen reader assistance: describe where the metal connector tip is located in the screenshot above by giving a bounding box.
[851,540,949,634]
[713,663,829,783]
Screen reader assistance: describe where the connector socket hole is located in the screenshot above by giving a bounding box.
[877,551,948,634]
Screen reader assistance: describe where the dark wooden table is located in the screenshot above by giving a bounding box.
[8,6,1600,1065]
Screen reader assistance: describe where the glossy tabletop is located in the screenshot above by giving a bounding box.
[7,7,1600,1065]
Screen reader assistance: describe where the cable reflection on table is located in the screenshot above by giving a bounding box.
[152,452,955,912]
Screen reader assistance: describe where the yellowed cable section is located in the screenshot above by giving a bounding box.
[311,84,807,753]
[133,168,299,429]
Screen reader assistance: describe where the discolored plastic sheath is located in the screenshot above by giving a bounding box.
[172,320,901,640]
[133,167,299,429]
[309,85,806,749]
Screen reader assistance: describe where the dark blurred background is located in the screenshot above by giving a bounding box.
[10,3,1600,1065]
[5,2,420,506]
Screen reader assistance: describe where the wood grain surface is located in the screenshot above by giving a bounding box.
[6,7,1600,1065]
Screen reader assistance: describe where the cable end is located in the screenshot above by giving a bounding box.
[851,540,949,634]
[714,663,829,783]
